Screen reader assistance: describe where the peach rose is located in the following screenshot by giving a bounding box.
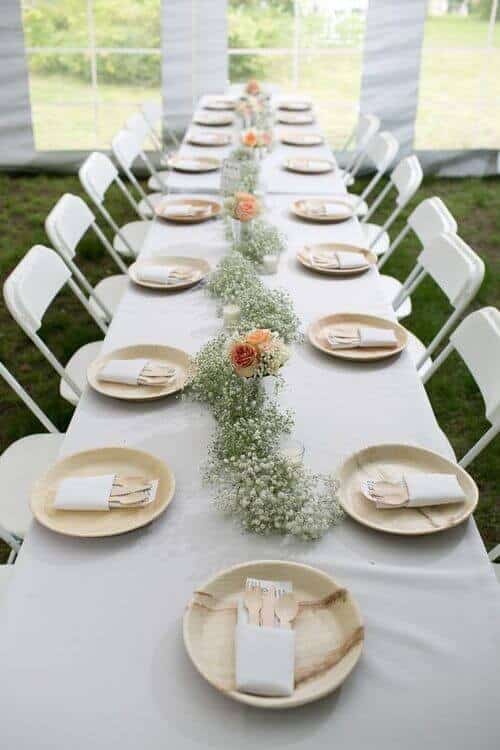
[230,342,259,378]
[235,191,255,202]
[242,129,258,148]
[234,196,259,222]
[246,79,260,95]
[246,329,272,351]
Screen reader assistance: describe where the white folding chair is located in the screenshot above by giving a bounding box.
[142,99,179,149]
[126,113,175,192]
[394,232,485,376]
[360,155,423,256]
[0,362,64,550]
[111,129,166,219]
[338,114,381,187]
[79,152,151,259]
[346,131,399,219]
[488,544,500,582]
[45,193,128,322]
[3,245,103,406]
[422,307,500,470]
[378,196,458,321]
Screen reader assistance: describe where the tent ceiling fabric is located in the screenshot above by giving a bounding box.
[0,0,497,176]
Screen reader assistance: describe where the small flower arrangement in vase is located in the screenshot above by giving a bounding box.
[224,191,261,243]
[229,329,290,379]
[245,79,261,97]
[241,128,272,160]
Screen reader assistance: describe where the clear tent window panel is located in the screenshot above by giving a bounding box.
[228,0,369,147]
[21,0,161,151]
[415,0,500,150]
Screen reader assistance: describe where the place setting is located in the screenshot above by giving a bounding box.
[167,155,220,173]
[154,197,221,223]
[291,196,354,223]
[186,129,232,147]
[203,96,237,111]
[279,131,324,146]
[30,446,175,538]
[87,344,191,401]
[308,312,408,361]
[276,111,315,125]
[297,243,377,276]
[337,443,478,535]
[284,157,335,174]
[193,110,235,127]
[128,255,210,290]
[277,98,312,112]
[183,560,364,709]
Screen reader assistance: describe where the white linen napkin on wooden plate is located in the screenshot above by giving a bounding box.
[54,474,115,511]
[98,358,150,386]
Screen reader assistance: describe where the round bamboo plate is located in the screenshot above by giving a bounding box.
[187,132,232,147]
[284,158,335,174]
[31,446,175,538]
[183,560,364,709]
[278,100,312,112]
[129,255,210,290]
[204,98,236,111]
[193,113,234,127]
[169,156,220,173]
[155,198,221,223]
[308,312,408,361]
[87,344,191,402]
[277,113,314,125]
[291,197,353,223]
[297,243,377,276]
[280,132,324,146]
[337,444,478,535]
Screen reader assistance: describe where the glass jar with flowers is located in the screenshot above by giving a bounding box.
[224,191,262,243]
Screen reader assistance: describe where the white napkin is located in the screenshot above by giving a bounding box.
[54,474,114,511]
[136,265,190,286]
[189,131,220,144]
[173,159,203,171]
[235,578,295,698]
[358,327,398,347]
[160,203,210,217]
[98,358,149,386]
[195,111,231,124]
[405,473,466,507]
[304,201,349,217]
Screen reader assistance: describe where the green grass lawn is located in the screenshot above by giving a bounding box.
[0,170,499,563]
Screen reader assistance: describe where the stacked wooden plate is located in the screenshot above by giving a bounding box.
[155,197,221,223]
[297,243,377,276]
[308,312,408,361]
[291,197,353,223]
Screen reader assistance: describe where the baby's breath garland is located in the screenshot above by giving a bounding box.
[234,219,286,266]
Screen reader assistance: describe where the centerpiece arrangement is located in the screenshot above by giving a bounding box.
[241,128,272,159]
[224,191,262,242]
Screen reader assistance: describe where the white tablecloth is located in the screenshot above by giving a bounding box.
[168,96,340,195]
[0,192,499,749]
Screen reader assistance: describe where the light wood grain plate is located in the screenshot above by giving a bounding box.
[187,133,232,147]
[169,156,220,173]
[204,98,236,111]
[297,243,377,276]
[291,197,353,223]
[87,344,191,401]
[193,114,234,127]
[31,447,175,538]
[277,113,314,125]
[308,312,408,361]
[280,133,324,146]
[278,100,312,112]
[337,444,478,535]
[285,158,335,174]
[155,198,221,223]
[129,255,210,290]
[183,560,364,709]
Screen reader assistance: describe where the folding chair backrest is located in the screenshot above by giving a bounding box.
[365,131,399,173]
[357,114,380,150]
[408,196,458,244]
[418,233,484,310]
[126,112,152,146]
[450,307,500,427]
[3,244,70,333]
[0,361,59,434]
[142,100,162,130]
[79,152,118,207]
[391,155,423,207]
[45,193,94,261]
[112,129,143,172]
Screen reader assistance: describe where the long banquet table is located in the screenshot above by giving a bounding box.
[0,106,499,749]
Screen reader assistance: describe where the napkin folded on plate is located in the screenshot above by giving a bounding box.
[236,578,295,698]
[310,250,366,270]
[54,474,159,511]
[173,159,203,171]
[98,358,176,387]
[362,472,466,509]
[189,131,220,143]
[135,265,193,286]
[328,326,398,349]
[304,201,348,217]
[160,203,210,217]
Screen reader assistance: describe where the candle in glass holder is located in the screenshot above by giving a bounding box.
[223,303,240,329]
[262,254,279,274]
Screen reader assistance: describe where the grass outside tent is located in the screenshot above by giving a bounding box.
[0,171,498,563]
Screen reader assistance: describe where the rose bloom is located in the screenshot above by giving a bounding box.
[260,131,272,146]
[246,329,272,351]
[234,197,259,222]
[230,342,259,378]
[242,129,258,148]
[246,79,260,95]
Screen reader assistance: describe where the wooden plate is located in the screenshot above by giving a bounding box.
[280,132,324,146]
[31,447,175,538]
[291,197,353,223]
[129,255,210,290]
[193,113,234,127]
[187,132,232,147]
[87,344,191,401]
[155,198,221,223]
[183,560,364,709]
[277,113,314,125]
[308,312,408,361]
[337,444,478,535]
[297,243,377,276]
[169,156,220,173]
[204,98,236,111]
[278,100,312,112]
[285,158,335,174]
